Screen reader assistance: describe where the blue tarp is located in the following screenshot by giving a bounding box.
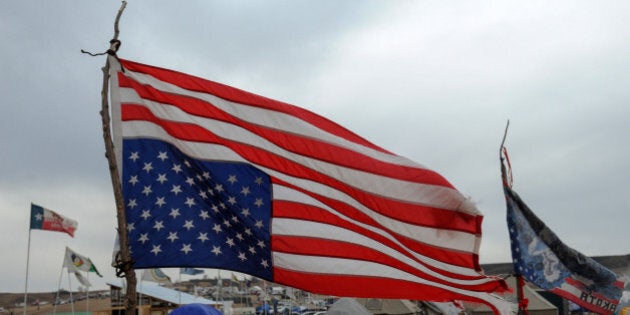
[256,303,271,314]
[170,303,223,315]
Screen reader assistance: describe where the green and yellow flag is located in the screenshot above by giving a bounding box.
[63,247,102,277]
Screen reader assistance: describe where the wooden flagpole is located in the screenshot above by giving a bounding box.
[94,1,138,313]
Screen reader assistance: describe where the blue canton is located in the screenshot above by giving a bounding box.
[507,199,569,289]
[122,139,273,280]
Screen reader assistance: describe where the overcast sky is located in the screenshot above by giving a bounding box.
[1,1,629,293]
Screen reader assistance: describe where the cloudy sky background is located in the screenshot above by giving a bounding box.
[1,1,629,293]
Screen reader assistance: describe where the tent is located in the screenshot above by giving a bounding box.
[327,298,372,315]
[171,303,224,315]
[250,285,263,293]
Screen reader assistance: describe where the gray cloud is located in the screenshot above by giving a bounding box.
[1,1,629,292]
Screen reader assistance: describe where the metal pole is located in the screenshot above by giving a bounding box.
[52,265,64,315]
[68,271,75,315]
[86,272,90,313]
[22,229,32,315]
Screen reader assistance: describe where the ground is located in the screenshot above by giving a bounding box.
[0,292,110,314]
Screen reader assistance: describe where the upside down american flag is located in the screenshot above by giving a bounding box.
[109,57,511,313]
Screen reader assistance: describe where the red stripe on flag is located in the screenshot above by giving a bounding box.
[550,288,618,315]
[121,105,478,235]
[273,178,479,234]
[117,74,454,189]
[119,59,388,153]
[272,235,500,292]
[272,268,502,314]
[273,199,479,270]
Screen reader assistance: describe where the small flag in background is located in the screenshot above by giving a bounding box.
[180,268,204,276]
[501,151,623,315]
[110,58,511,313]
[142,268,172,284]
[30,203,77,237]
[63,247,102,277]
[73,271,92,287]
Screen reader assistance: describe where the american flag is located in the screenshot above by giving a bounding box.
[110,57,510,312]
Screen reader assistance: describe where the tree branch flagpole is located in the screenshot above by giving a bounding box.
[95,1,138,313]
[499,120,529,315]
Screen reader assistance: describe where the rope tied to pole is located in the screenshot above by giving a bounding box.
[80,39,124,73]
[113,243,135,278]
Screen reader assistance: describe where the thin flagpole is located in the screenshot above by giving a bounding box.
[139,270,143,308]
[218,270,222,303]
[215,272,220,305]
[68,270,75,315]
[178,269,182,305]
[23,229,32,315]
[516,275,530,315]
[53,265,64,315]
[86,271,90,313]
[245,278,249,307]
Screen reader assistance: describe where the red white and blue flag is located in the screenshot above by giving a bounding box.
[109,58,510,312]
[502,149,623,315]
[29,203,77,237]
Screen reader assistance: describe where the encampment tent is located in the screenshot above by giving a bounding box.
[355,298,423,315]
[327,298,372,315]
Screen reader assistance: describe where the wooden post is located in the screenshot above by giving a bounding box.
[98,1,137,314]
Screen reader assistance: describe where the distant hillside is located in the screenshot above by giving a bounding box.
[0,292,56,309]
[0,290,109,312]
[0,292,111,315]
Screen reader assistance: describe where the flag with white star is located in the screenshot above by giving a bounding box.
[123,139,273,279]
[502,153,623,315]
[110,57,512,313]
[30,203,77,237]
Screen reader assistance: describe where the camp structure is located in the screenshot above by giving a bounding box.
[479,254,630,314]
[329,298,443,315]
[463,275,557,315]
[327,298,372,315]
[354,298,427,315]
[100,281,223,315]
